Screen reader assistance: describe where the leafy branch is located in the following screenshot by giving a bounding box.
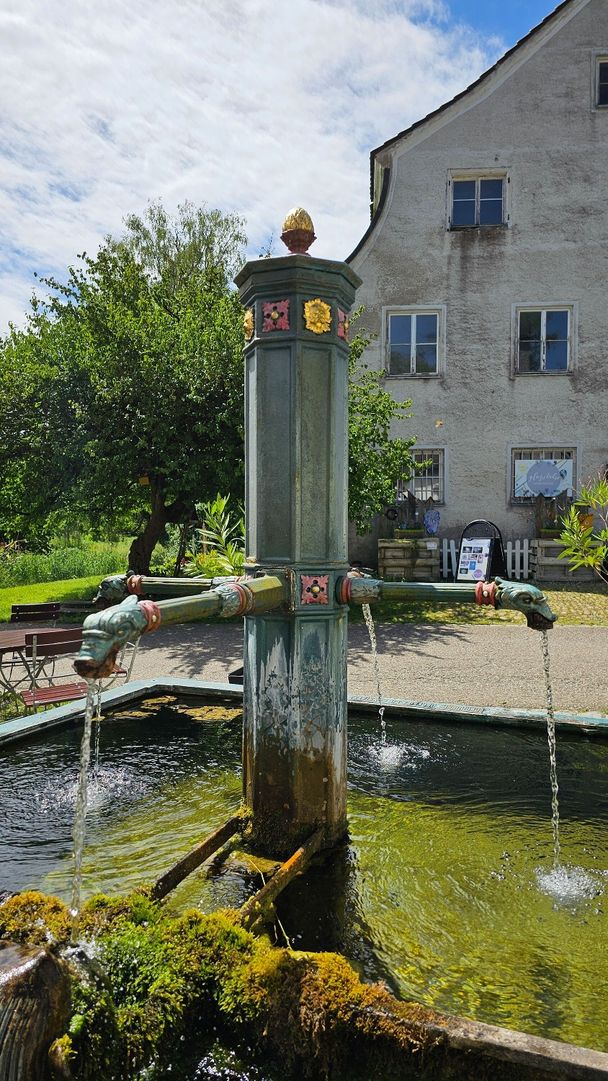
[559,475,608,580]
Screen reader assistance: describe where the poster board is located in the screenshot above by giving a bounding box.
[456,537,493,582]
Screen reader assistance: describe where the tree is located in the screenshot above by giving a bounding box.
[0,230,417,568]
[0,202,247,571]
[347,320,417,533]
[559,475,608,582]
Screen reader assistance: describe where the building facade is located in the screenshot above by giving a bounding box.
[348,0,608,544]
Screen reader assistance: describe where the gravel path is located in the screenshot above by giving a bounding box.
[129,621,608,715]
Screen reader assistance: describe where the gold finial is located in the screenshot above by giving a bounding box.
[281,207,316,254]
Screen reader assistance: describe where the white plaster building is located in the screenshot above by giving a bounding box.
[348,0,608,544]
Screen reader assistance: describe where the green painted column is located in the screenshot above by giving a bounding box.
[235,211,360,855]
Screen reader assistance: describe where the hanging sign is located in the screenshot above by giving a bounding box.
[457,537,492,582]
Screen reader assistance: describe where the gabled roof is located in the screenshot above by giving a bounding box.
[371,0,575,163]
[347,0,586,263]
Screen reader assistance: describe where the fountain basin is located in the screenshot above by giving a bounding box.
[1,683,608,1073]
[1,678,607,750]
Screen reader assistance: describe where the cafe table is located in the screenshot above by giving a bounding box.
[0,626,58,693]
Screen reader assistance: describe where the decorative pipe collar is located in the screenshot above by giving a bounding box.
[475,581,498,607]
[127,574,144,595]
[336,576,381,605]
[139,599,162,631]
[215,581,256,618]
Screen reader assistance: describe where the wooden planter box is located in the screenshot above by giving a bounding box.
[378,538,440,582]
[529,539,595,583]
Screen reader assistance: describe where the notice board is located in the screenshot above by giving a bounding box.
[456,537,493,582]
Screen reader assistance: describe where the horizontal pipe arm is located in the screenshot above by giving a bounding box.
[75,575,287,680]
[337,575,557,630]
[95,573,244,605]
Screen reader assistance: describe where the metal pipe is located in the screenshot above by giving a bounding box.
[131,575,214,596]
[337,575,557,631]
[152,590,221,624]
[74,575,287,680]
[94,573,243,607]
[152,575,286,625]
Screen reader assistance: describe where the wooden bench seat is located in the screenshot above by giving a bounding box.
[10,603,61,623]
[20,682,89,707]
[14,628,127,708]
[18,630,86,709]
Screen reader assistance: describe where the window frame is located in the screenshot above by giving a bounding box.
[509,446,576,505]
[447,170,509,230]
[592,53,608,109]
[512,303,576,376]
[383,304,446,378]
[398,447,446,505]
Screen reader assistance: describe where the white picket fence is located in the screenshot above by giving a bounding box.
[440,538,530,581]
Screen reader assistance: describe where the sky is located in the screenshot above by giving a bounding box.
[0,0,560,331]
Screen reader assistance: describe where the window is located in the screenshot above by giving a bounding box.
[386,310,440,375]
[511,448,575,503]
[516,307,571,373]
[399,449,445,503]
[450,175,506,227]
[597,59,608,106]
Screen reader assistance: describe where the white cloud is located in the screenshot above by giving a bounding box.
[0,0,502,330]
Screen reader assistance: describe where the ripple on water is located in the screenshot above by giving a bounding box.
[370,741,431,770]
[535,863,606,908]
[35,767,148,814]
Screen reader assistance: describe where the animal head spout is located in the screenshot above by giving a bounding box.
[494,577,557,631]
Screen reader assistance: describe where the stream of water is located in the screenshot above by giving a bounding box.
[70,641,141,911]
[361,603,385,741]
[534,631,601,907]
[541,629,561,865]
[70,682,96,916]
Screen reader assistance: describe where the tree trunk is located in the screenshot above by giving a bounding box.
[127,481,190,574]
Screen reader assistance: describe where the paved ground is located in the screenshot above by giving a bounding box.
[129,621,608,715]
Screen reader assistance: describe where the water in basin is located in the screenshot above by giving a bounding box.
[1,695,607,1053]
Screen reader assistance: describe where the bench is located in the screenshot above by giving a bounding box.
[10,603,61,624]
[19,629,88,709]
[20,682,90,707]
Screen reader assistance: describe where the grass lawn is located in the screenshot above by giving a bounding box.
[0,576,100,622]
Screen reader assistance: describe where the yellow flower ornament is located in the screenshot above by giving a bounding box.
[243,308,254,341]
[304,298,331,334]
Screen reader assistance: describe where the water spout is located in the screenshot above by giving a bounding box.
[339,574,558,630]
[361,603,386,741]
[540,630,561,866]
[70,683,97,917]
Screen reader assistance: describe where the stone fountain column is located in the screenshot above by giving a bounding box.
[235,211,360,856]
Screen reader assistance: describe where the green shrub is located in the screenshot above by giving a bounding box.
[183,494,245,576]
[183,551,239,578]
[0,690,29,725]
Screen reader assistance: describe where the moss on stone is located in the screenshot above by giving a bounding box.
[47,1033,76,1079]
[76,888,159,938]
[0,889,451,1080]
[0,890,72,946]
